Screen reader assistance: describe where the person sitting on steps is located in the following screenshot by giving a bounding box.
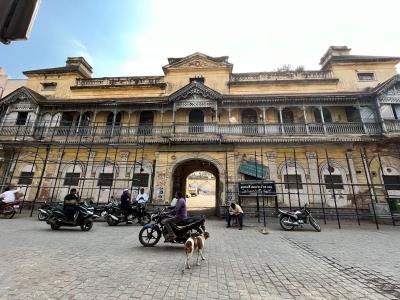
[226,202,244,230]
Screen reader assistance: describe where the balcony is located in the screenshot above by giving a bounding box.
[0,121,392,144]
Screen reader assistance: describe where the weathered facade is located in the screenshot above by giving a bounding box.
[1,46,400,216]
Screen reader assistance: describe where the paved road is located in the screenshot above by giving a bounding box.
[0,215,399,300]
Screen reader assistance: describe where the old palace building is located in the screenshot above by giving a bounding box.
[1,46,400,216]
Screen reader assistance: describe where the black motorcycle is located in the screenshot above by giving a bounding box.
[278,204,321,232]
[38,201,58,221]
[138,207,206,247]
[45,202,98,231]
[103,201,151,226]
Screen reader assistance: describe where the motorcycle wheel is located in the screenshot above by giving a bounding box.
[81,220,93,232]
[38,211,47,221]
[279,216,295,231]
[139,226,161,247]
[106,215,118,226]
[51,223,60,230]
[309,217,321,232]
[139,213,151,225]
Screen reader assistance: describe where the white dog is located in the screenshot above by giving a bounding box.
[183,231,210,272]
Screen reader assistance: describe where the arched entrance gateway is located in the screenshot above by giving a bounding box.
[171,158,222,216]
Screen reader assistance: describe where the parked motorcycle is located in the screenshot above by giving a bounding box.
[38,201,58,221]
[278,204,321,232]
[45,201,98,231]
[103,201,151,226]
[0,201,20,219]
[138,207,206,247]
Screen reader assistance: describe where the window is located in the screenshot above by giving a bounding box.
[63,173,80,186]
[357,73,375,81]
[16,112,28,125]
[324,175,344,189]
[313,108,332,123]
[18,172,34,185]
[284,174,303,189]
[132,173,149,187]
[41,82,57,90]
[383,175,400,190]
[345,107,361,122]
[189,77,205,84]
[97,173,114,187]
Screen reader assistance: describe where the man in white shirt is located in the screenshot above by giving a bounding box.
[135,188,149,204]
[0,186,21,207]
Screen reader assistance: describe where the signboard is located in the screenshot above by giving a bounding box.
[239,160,268,179]
[238,181,276,196]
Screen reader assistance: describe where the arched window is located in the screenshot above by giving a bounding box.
[188,109,204,134]
[139,111,154,125]
[241,109,258,124]
[189,109,204,123]
[282,108,294,123]
[314,108,332,123]
[106,112,114,126]
[138,111,154,135]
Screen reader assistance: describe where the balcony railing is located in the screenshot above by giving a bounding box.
[0,121,397,142]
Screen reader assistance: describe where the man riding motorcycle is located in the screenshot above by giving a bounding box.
[162,191,187,242]
[64,188,81,221]
[0,185,21,208]
[120,189,133,224]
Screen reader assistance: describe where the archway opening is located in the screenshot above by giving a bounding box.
[172,159,220,215]
[186,171,216,212]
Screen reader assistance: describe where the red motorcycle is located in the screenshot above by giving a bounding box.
[0,201,20,219]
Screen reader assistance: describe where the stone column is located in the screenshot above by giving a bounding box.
[306,152,321,204]
[375,97,387,133]
[302,106,309,134]
[278,107,285,134]
[346,151,360,193]
[357,105,367,133]
[118,152,129,190]
[267,152,281,203]
[84,151,96,198]
[319,106,327,134]
[172,103,176,134]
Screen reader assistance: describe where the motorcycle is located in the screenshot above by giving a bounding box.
[0,201,20,219]
[45,201,98,231]
[278,204,321,232]
[38,201,58,221]
[138,207,206,247]
[103,201,151,226]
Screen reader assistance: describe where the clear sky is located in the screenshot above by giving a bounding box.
[1,0,400,79]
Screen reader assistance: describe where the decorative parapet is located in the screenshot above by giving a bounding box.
[73,76,166,89]
[230,71,335,83]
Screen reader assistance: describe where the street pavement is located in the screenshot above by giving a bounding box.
[0,214,399,300]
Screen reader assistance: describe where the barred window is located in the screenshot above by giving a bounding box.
[284,174,303,189]
[383,175,400,190]
[18,172,34,185]
[64,173,80,186]
[132,173,149,187]
[324,175,344,189]
[97,173,114,187]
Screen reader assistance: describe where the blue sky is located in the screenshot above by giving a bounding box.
[1,0,400,79]
[0,0,146,78]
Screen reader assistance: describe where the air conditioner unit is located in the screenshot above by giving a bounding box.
[0,0,41,44]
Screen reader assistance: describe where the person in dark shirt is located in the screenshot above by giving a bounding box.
[120,189,133,224]
[162,191,187,242]
[64,188,81,221]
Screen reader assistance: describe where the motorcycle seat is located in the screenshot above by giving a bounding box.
[175,216,202,226]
